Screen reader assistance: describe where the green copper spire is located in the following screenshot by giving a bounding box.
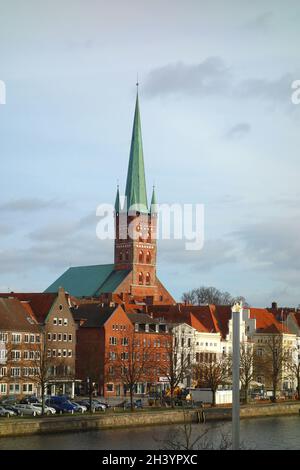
[125,92,148,213]
[150,186,158,213]
[114,185,121,212]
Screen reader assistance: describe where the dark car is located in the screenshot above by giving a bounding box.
[19,396,40,405]
[45,397,76,414]
[2,405,22,416]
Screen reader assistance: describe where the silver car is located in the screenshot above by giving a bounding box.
[14,404,42,416]
[0,406,16,417]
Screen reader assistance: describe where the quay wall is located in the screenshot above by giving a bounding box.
[0,403,299,438]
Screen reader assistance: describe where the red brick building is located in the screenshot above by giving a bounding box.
[72,303,171,397]
[46,92,174,306]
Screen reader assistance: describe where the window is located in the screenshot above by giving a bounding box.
[139,250,144,263]
[63,350,67,357]
[68,350,72,357]
[106,383,114,392]
[68,334,72,342]
[145,324,149,333]
[47,333,52,341]
[12,333,21,344]
[11,350,21,361]
[23,383,33,394]
[138,272,143,285]
[0,332,8,343]
[59,304,63,311]
[53,318,57,325]
[64,318,68,326]
[0,383,7,394]
[58,334,62,342]
[11,367,21,377]
[47,349,51,357]
[9,383,20,394]
[125,251,129,261]
[52,350,56,357]
[0,349,7,362]
[57,350,62,357]
[121,337,129,346]
[109,352,117,360]
[0,367,7,377]
[29,351,35,360]
[24,334,29,343]
[146,251,151,263]
[52,333,57,341]
[119,251,123,261]
[135,323,139,332]
[109,337,117,346]
[63,334,67,342]
[23,351,29,360]
[58,318,63,326]
[146,272,150,285]
[30,335,35,343]
[121,352,129,360]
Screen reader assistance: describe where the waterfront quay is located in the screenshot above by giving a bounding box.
[0,401,299,438]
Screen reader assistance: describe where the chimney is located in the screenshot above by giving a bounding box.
[271,302,278,310]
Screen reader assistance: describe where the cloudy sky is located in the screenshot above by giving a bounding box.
[0,0,300,306]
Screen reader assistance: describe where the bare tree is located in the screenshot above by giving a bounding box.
[239,342,255,404]
[286,352,300,400]
[181,286,248,307]
[107,331,154,411]
[255,335,292,402]
[193,353,230,407]
[159,332,192,408]
[29,332,74,415]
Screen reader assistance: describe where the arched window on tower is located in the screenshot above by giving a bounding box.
[125,251,129,261]
[146,272,150,285]
[146,251,151,263]
[139,250,143,263]
[138,272,144,285]
[119,251,123,262]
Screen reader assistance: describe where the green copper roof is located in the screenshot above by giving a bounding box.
[45,264,114,297]
[114,186,121,212]
[125,93,148,213]
[45,264,130,298]
[150,186,157,213]
[96,269,130,295]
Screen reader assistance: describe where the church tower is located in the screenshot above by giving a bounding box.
[114,91,158,301]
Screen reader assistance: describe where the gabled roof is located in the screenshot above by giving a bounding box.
[249,308,290,334]
[0,298,40,332]
[71,304,117,328]
[45,264,115,297]
[0,292,57,324]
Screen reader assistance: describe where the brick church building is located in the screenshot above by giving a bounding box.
[46,91,175,306]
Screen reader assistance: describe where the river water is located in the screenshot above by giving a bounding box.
[0,416,299,450]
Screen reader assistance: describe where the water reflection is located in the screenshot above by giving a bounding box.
[0,416,299,450]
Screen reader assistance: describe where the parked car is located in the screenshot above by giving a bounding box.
[2,405,22,416]
[14,404,42,416]
[19,396,41,405]
[77,400,105,412]
[32,403,56,415]
[92,399,110,409]
[71,402,87,413]
[0,406,16,417]
[124,399,143,409]
[45,397,76,414]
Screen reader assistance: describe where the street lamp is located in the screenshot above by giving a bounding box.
[232,301,242,450]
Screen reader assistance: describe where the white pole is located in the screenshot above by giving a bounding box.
[232,302,241,450]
